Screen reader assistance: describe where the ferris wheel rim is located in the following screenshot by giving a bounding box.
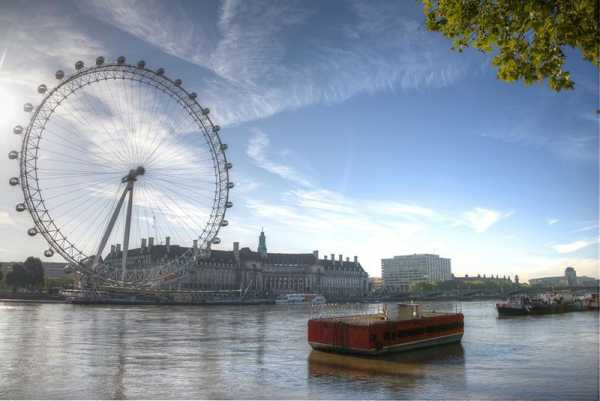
[18,60,232,277]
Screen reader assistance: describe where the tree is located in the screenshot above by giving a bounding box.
[5,264,28,291]
[0,263,3,283]
[422,0,599,91]
[23,257,45,289]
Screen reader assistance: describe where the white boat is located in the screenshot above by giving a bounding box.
[275,293,326,305]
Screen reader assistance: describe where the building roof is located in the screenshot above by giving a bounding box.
[104,244,366,273]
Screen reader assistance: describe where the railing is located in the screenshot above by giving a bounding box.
[310,303,384,320]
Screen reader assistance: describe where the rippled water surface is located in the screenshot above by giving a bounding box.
[0,301,597,400]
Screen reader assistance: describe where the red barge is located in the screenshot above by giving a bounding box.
[308,303,464,355]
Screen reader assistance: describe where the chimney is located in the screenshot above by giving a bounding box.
[141,238,147,251]
[346,257,350,262]
[193,239,198,256]
[331,253,335,263]
[354,256,358,264]
[166,236,170,253]
[339,254,343,263]
[324,255,328,260]
[233,242,240,261]
[148,237,154,248]
[110,245,116,255]
[313,250,319,259]
[116,244,121,253]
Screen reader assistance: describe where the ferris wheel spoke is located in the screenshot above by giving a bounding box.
[100,78,139,163]
[38,146,123,171]
[42,128,129,169]
[142,181,203,246]
[58,98,131,164]
[138,100,188,165]
[137,81,173,157]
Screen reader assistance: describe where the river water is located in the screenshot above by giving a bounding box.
[0,300,597,400]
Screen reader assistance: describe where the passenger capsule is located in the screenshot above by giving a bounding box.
[16,203,26,212]
[211,237,221,245]
[24,103,33,112]
[8,151,18,160]
[156,68,165,75]
[227,182,234,189]
[225,162,232,170]
[212,125,220,133]
[220,143,228,151]
[75,60,84,70]
[225,201,233,208]
[174,79,182,86]
[137,60,146,69]
[55,70,64,80]
[189,92,197,100]
[96,56,105,66]
[37,84,47,94]
[27,227,38,236]
[44,249,54,257]
[202,107,210,115]
[64,265,74,274]
[13,125,23,135]
[117,56,126,64]
[220,220,229,227]
[9,177,19,186]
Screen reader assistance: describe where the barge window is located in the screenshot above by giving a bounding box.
[369,334,376,342]
[384,332,390,341]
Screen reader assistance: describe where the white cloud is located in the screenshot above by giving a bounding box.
[78,0,468,125]
[246,129,313,187]
[546,218,559,225]
[457,207,513,233]
[552,239,596,254]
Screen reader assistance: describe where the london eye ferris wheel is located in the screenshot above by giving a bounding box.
[8,56,233,288]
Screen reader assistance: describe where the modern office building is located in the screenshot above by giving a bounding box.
[381,254,452,293]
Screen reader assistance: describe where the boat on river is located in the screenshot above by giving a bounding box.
[584,293,599,310]
[308,303,464,355]
[496,293,580,316]
[275,293,326,305]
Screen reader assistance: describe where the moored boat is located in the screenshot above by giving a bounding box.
[496,293,577,316]
[584,293,599,311]
[276,293,326,305]
[308,303,463,355]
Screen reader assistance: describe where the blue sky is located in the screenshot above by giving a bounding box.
[0,0,597,280]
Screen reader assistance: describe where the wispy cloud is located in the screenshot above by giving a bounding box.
[552,239,597,254]
[78,0,468,125]
[572,222,599,234]
[457,208,513,233]
[246,129,313,188]
[481,129,598,163]
[547,218,559,226]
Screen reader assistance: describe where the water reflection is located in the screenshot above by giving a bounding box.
[0,301,596,400]
[308,343,465,385]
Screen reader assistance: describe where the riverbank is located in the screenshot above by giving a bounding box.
[0,291,66,303]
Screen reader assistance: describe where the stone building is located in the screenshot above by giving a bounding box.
[104,230,369,299]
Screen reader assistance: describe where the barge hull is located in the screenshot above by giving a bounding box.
[309,332,463,355]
